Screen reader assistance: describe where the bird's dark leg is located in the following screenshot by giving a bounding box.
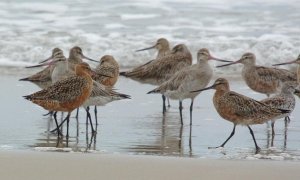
[50,114,68,133]
[210,124,236,149]
[247,125,261,153]
[271,121,275,147]
[94,106,98,125]
[86,106,90,125]
[179,100,183,125]
[189,125,192,150]
[284,116,290,124]
[75,108,79,119]
[66,113,71,138]
[43,111,53,117]
[162,95,167,114]
[87,108,95,133]
[189,99,194,126]
[167,97,171,108]
[53,112,62,136]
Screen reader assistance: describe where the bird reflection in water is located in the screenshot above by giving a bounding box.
[32,115,98,152]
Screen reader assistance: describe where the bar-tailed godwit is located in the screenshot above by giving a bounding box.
[217,53,297,97]
[136,38,172,107]
[120,44,192,113]
[147,48,230,125]
[273,54,300,83]
[191,78,290,153]
[136,38,171,58]
[26,49,74,83]
[91,55,120,122]
[135,38,171,108]
[23,62,95,137]
[93,55,119,87]
[260,81,298,146]
[19,48,62,89]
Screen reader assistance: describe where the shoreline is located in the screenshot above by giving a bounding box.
[1,150,300,180]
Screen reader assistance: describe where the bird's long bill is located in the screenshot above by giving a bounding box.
[210,56,233,63]
[92,71,113,78]
[135,45,156,52]
[82,55,99,63]
[216,59,240,68]
[39,56,53,64]
[272,60,297,66]
[26,60,55,68]
[190,84,215,93]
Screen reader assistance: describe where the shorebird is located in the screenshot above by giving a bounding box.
[136,38,171,58]
[67,46,98,70]
[147,48,230,125]
[120,44,193,113]
[273,54,300,83]
[26,49,74,83]
[260,81,298,145]
[19,48,62,89]
[91,55,120,122]
[23,62,96,137]
[67,46,98,118]
[217,53,297,97]
[136,38,172,107]
[93,55,119,87]
[191,78,290,153]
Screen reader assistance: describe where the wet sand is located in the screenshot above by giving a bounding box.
[1,150,300,180]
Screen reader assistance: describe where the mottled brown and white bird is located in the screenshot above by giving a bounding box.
[24,63,96,137]
[121,44,192,113]
[19,48,62,89]
[148,48,230,125]
[136,38,172,107]
[88,55,120,122]
[136,38,171,58]
[191,78,290,153]
[260,81,298,146]
[93,55,119,87]
[217,53,297,97]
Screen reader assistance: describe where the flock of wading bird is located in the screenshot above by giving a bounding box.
[20,38,300,153]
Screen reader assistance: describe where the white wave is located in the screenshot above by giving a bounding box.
[0,0,299,75]
[121,14,160,20]
[105,23,127,29]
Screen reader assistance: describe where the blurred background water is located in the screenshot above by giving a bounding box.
[0,0,300,73]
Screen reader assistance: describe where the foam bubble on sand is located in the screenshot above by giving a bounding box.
[34,147,73,152]
[0,145,13,150]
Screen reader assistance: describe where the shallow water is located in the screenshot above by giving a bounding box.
[1,73,300,160]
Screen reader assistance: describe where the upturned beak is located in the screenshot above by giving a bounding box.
[272,59,298,66]
[216,59,242,68]
[190,84,216,93]
[26,59,57,68]
[39,56,53,64]
[82,54,99,63]
[209,55,232,62]
[135,44,156,52]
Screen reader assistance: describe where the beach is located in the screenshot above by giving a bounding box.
[1,150,300,180]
